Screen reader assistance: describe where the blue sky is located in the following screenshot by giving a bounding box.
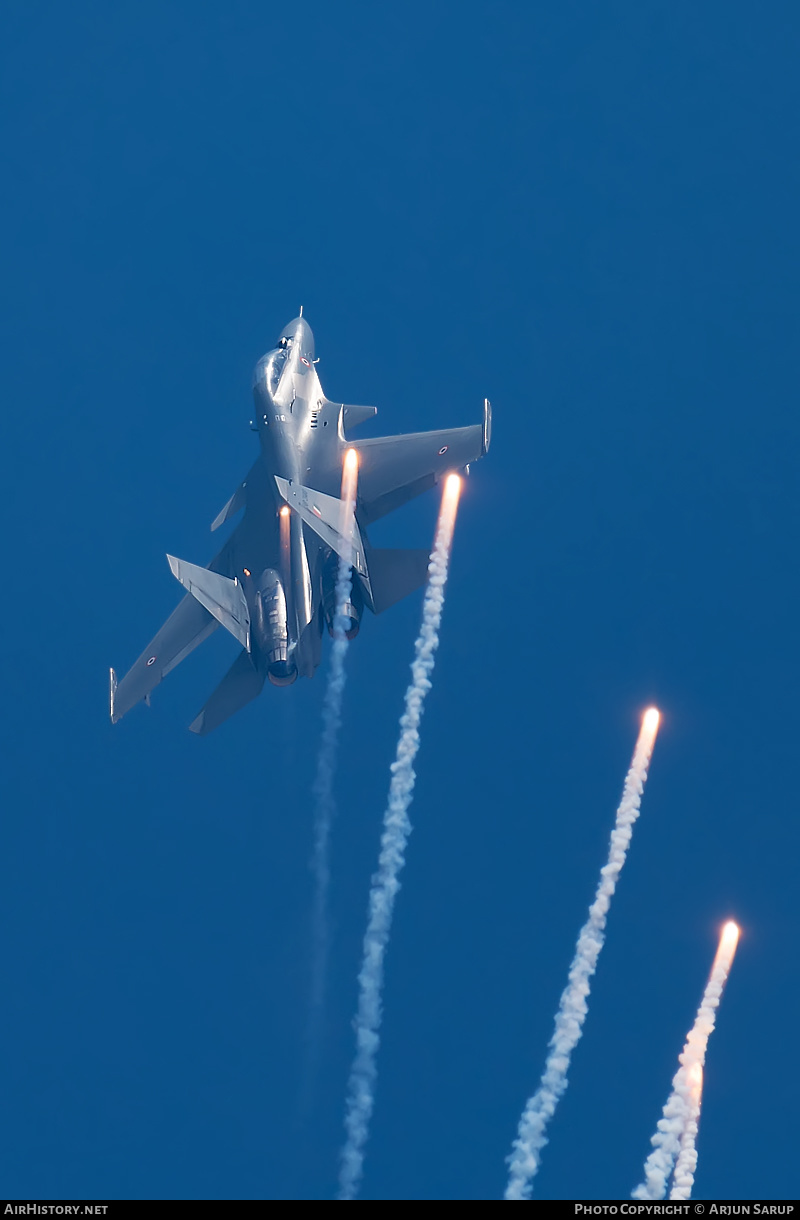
[1,0,798,1200]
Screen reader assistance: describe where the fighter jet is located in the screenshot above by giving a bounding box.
[110,313,491,733]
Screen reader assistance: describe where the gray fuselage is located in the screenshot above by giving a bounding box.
[249,315,350,682]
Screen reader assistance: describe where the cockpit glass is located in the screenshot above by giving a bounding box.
[268,350,288,395]
[253,349,288,395]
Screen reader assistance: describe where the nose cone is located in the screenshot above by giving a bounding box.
[278,315,315,361]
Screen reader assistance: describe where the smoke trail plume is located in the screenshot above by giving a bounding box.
[505,709,661,1201]
[670,1063,703,1200]
[633,921,739,1201]
[309,449,359,1014]
[338,474,462,1201]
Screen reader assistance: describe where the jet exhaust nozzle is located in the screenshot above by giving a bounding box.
[322,553,363,639]
[253,568,298,685]
[267,659,298,686]
[326,601,360,640]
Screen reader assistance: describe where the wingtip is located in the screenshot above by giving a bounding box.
[166,553,180,579]
[109,667,118,723]
[188,711,206,735]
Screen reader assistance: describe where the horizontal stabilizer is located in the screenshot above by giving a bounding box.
[167,555,250,650]
[367,547,431,615]
[274,477,368,579]
[189,649,264,735]
[341,404,378,433]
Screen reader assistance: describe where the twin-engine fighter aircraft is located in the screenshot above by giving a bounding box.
[110,313,491,734]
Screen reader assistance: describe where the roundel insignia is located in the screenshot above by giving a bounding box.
[301,357,311,367]
[438,445,449,455]
[146,656,157,667]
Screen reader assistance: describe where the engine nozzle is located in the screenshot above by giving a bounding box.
[253,568,298,686]
[321,551,363,640]
[326,601,360,640]
[267,658,298,687]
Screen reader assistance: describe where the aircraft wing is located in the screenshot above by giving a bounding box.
[111,458,276,723]
[110,594,219,723]
[352,404,489,523]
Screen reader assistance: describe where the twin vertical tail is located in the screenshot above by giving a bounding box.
[166,555,251,650]
[273,475,368,582]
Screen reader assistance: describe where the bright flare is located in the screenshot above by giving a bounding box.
[342,448,359,503]
[340,448,359,533]
[718,921,740,960]
[279,506,291,582]
[687,1062,703,1096]
[505,708,661,1200]
[634,922,740,1201]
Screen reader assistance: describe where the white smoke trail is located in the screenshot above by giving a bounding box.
[633,921,739,1201]
[309,451,359,1014]
[669,1064,703,1200]
[309,557,354,1009]
[630,1074,689,1201]
[505,709,661,1201]
[338,474,462,1201]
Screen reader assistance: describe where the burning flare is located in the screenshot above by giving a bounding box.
[633,922,740,1200]
[505,708,661,1199]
